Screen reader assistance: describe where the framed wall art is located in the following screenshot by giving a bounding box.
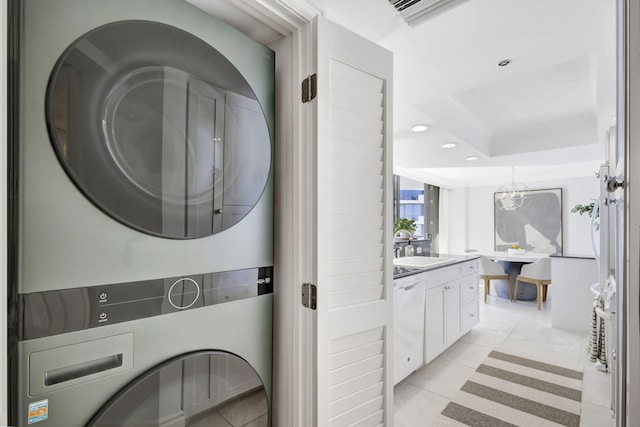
[494,188,563,255]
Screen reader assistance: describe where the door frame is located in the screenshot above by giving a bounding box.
[1,0,8,423]
[225,1,322,425]
[619,0,640,424]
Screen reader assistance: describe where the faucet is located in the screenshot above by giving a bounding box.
[393,229,411,258]
[393,242,402,258]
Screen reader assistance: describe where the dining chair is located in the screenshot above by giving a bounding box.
[478,255,510,303]
[514,257,551,310]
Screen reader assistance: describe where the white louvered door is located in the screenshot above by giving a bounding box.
[315,16,393,427]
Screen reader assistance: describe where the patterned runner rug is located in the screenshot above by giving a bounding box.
[436,350,583,426]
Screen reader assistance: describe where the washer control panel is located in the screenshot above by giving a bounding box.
[168,278,201,309]
[19,266,273,340]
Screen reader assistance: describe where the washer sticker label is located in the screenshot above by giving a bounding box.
[27,399,48,424]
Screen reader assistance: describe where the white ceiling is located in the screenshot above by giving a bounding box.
[190,0,617,188]
[316,0,617,187]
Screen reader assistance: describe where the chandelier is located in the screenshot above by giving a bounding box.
[496,167,530,210]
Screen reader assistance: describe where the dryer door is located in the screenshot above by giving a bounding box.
[46,20,272,239]
[87,351,268,426]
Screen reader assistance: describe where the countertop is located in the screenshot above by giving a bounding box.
[549,254,596,260]
[393,253,479,279]
[478,251,549,263]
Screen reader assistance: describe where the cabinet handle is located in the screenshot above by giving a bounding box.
[469,313,475,317]
[469,286,474,290]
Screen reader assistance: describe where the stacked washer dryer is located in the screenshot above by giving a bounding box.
[7,0,275,425]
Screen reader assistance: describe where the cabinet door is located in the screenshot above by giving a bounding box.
[424,285,445,363]
[461,273,479,305]
[444,280,462,344]
[462,300,479,333]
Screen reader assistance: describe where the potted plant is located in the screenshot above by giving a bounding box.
[571,201,595,217]
[393,218,417,238]
[571,201,598,230]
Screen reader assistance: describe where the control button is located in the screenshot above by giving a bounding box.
[168,278,200,310]
[98,312,108,323]
[99,293,108,302]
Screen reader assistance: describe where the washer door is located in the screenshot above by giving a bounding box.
[87,351,268,426]
[46,20,272,239]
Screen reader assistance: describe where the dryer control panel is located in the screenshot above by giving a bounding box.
[18,266,273,340]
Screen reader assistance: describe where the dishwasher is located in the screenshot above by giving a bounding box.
[393,275,426,385]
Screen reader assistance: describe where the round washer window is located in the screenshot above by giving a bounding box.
[47,20,272,239]
[87,351,268,426]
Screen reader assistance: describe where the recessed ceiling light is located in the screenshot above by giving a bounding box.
[466,156,479,161]
[498,59,512,67]
[411,124,429,132]
[442,143,457,149]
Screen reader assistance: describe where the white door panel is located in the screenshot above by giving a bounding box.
[314,16,393,427]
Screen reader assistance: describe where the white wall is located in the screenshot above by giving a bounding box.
[444,187,468,255]
[449,175,599,255]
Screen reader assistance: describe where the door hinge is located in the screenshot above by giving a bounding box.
[302,74,317,103]
[302,283,317,310]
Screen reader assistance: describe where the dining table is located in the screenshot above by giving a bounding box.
[479,251,550,300]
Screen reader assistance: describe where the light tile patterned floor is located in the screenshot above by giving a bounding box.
[394,289,615,426]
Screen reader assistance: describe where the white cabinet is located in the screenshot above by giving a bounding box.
[461,276,480,333]
[393,275,425,384]
[461,273,479,304]
[423,259,479,364]
[425,278,461,363]
[445,280,462,342]
[461,260,479,334]
[461,298,479,332]
[392,258,480,371]
[461,259,478,276]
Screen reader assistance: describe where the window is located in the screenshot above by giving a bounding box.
[393,176,440,248]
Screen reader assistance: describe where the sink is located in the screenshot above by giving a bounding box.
[393,256,453,268]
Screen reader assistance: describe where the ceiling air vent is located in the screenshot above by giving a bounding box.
[389,0,469,26]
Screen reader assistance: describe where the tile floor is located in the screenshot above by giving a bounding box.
[394,290,615,426]
[184,388,268,427]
